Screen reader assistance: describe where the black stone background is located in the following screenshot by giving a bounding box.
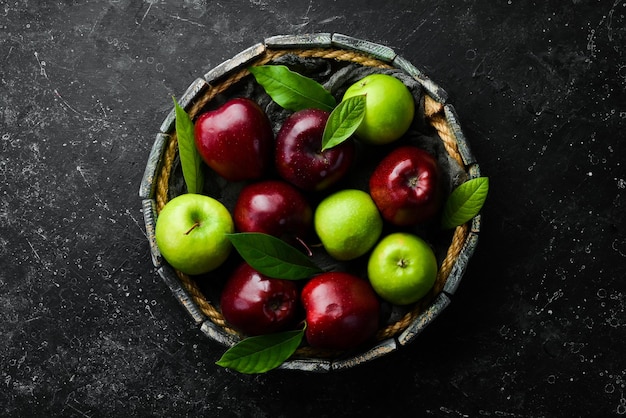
[1,1,625,416]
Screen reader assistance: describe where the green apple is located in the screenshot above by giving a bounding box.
[314,189,383,261]
[155,193,234,275]
[367,232,438,305]
[342,73,415,145]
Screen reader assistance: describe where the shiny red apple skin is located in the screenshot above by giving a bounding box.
[301,272,380,350]
[275,108,355,191]
[369,146,442,226]
[220,263,300,336]
[233,180,312,242]
[194,98,273,182]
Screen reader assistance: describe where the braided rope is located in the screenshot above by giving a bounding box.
[425,95,464,168]
[154,46,471,351]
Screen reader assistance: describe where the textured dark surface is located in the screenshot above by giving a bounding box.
[1,1,625,416]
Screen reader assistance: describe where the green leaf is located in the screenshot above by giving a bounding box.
[216,326,305,374]
[321,94,366,151]
[249,65,336,112]
[227,232,322,280]
[442,177,489,229]
[173,97,203,194]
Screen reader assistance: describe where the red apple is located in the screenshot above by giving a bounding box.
[301,272,380,350]
[369,146,442,226]
[233,180,312,242]
[194,98,273,182]
[220,263,300,336]
[275,108,355,191]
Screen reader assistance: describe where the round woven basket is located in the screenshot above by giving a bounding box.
[139,33,481,372]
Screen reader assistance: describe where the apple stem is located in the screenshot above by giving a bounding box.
[184,222,200,235]
[397,258,409,268]
[295,237,313,257]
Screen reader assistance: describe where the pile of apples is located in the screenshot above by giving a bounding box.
[155,70,447,357]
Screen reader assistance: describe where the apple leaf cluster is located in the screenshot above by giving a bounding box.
[248,65,336,112]
[216,325,306,374]
[251,65,365,153]
[442,177,489,230]
[173,97,204,194]
[227,232,322,280]
[321,95,366,151]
